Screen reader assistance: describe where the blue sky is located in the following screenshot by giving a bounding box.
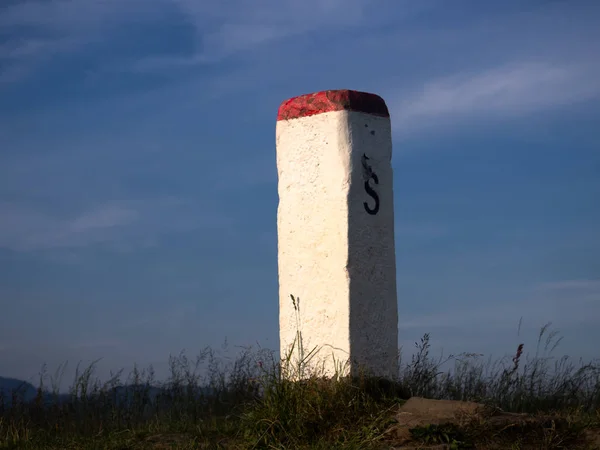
[1,0,599,388]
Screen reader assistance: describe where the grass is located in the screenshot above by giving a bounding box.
[1,311,599,449]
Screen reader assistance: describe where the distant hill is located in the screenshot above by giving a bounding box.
[0,376,72,407]
[0,376,39,405]
[0,376,218,408]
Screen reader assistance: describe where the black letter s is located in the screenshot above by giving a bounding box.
[361,153,380,216]
[363,174,380,215]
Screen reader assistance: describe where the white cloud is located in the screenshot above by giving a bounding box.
[391,61,600,137]
[0,198,231,252]
[0,202,138,251]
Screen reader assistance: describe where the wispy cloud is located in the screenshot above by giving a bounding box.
[535,280,600,291]
[391,61,600,136]
[400,279,600,335]
[395,223,448,240]
[1,0,373,81]
[0,198,231,252]
[1,0,119,29]
[0,35,81,84]
[170,0,365,58]
[533,280,600,306]
[398,300,524,332]
[0,202,138,251]
[69,205,138,233]
[124,0,367,72]
[118,0,440,73]
[0,0,167,84]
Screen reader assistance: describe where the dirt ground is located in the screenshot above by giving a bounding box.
[382,397,600,449]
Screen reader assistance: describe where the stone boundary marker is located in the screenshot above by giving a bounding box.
[276,89,398,381]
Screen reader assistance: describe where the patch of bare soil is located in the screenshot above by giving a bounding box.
[381,397,600,449]
[141,433,196,448]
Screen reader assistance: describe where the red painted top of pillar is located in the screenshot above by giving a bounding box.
[277,89,390,121]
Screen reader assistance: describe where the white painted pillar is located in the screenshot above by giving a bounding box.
[276,89,398,381]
